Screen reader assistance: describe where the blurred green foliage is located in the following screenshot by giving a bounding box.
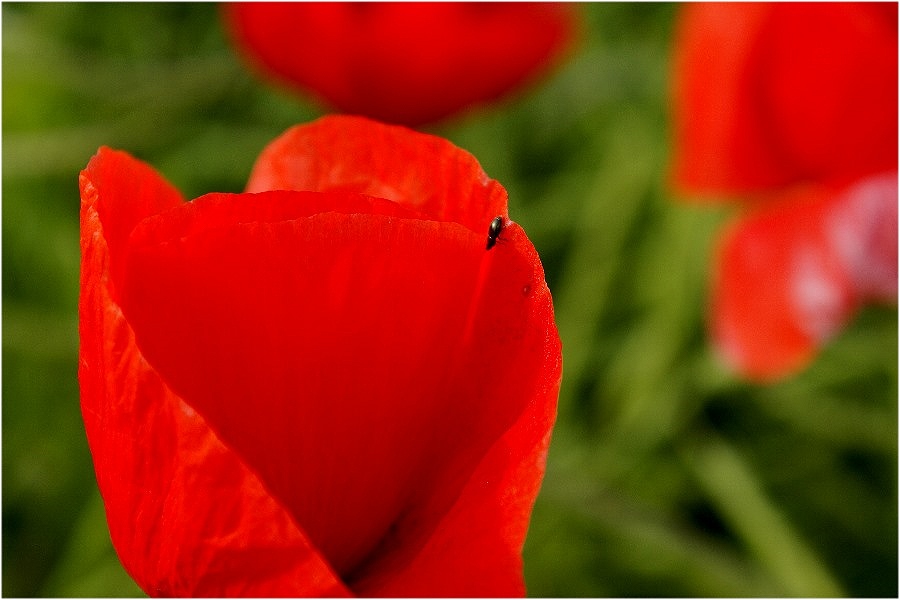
[3,3,896,597]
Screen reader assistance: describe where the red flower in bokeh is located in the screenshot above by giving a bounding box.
[223,2,575,127]
[670,2,898,381]
[79,115,562,596]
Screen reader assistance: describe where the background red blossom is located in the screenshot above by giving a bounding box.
[223,2,576,127]
[670,2,898,381]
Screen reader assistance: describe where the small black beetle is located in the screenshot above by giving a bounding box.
[486,215,504,250]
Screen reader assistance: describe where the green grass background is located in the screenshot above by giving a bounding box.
[3,3,897,597]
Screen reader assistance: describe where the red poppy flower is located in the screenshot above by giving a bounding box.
[78,115,562,596]
[223,2,575,127]
[670,2,898,381]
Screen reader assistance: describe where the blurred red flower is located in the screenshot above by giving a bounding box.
[79,115,562,596]
[670,2,898,381]
[223,2,575,127]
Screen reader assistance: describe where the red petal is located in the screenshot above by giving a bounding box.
[116,191,560,591]
[709,177,899,381]
[246,115,509,234]
[80,147,184,299]
[671,3,898,196]
[224,3,574,126]
[79,149,349,596]
[757,3,898,186]
[353,224,561,597]
[827,172,898,302]
[670,3,789,195]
